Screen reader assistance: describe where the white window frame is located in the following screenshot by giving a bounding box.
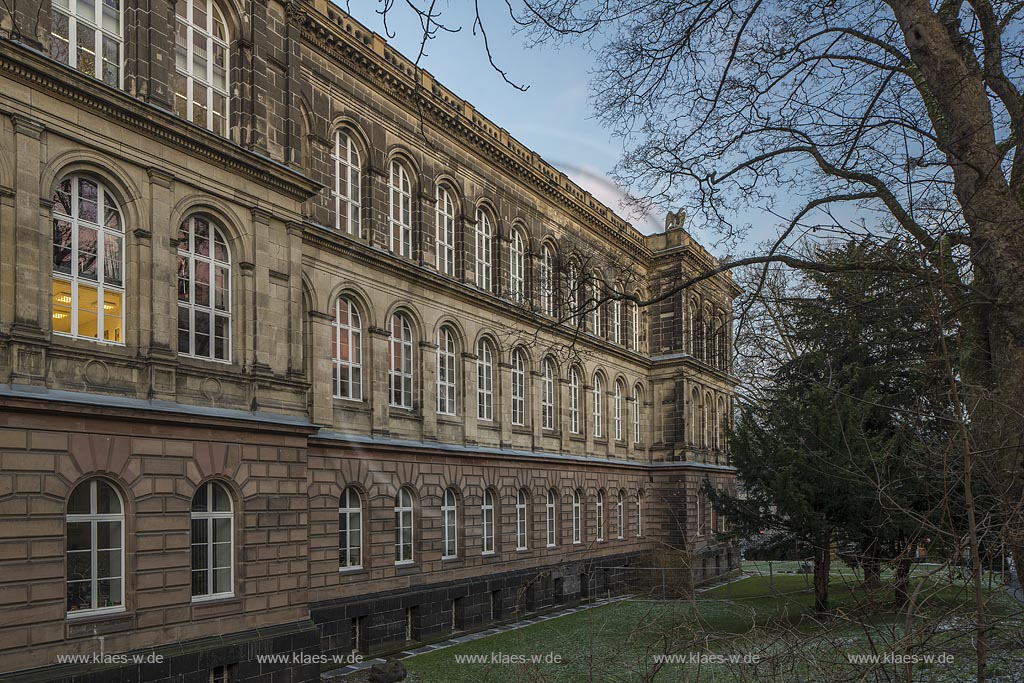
[541,360,556,431]
[568,368,581,435]
[546,490,557,547]
[590,277,603,336]
[482,489,495,555]
[51,0,123,88]
[596,490,605,542]
[177,215,231,362]
[389,161,413,258]
[614,381,624,442]
[540,245,555,316]
[476,339,494,421]
[633,387,643,445]
[395,488,414,564]
[509,229,525,302]
[66,478,125,617]
[613,297,622,344]
[441,488,458,559]
[511,349,526,426]
[437,326,457,415]
[174,0,229,135]
[475,210,492,291]
[389,314,414,409]
[332,297,362,400]
[696,493,704,537]
[572,490,582,544]
[333,131,361,234]
[339,487,362,570]
[190,481,234,601]
[51,175,126,345]
[690,388,701,445]
[617,491,625,539]
[632,302,640,350]
[637,491,644,537]
[436,186,456,275]
[567,263,580,327]
[592,374,604,438]
[515,489,528,551]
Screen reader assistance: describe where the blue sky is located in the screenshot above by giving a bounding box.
[337,2,671,236]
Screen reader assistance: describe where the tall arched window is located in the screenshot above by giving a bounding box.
[174,0,229,135]
[437,326,457,415]
[389,161,412,257]
[541,359,556,431]
[339,487,362,569]
[516,489,528,550]
[441,488,457,559]
[566,262,580,327]
[177,215,230,361]
[509,229,526,302]
[718,397,728,453]
[631,301,640,351]
[612,293,622,345]
[637,491,644,537]
[690,387,701,445]
[596,490,605,541]
[66,478,124,615]
[436,187,456,276]
[333,131,361,234]
[592,374,604,438]
[394,487,414,563]
[689,300,702,358]
[633,386,643,445]
[613,380,624,442]
[705,306,716,364]
[717,317,729,371]
[696,492,704,536]
[51,0,122,87]
[475,210,492,291]
[476,339,494,421]
[568,368,582,434]
[590,275,603,336]
[482,489,495,554]
[617,490,625,539]
[511,348,526,426]
[703,392,712,448]
[389,313,413,409]
[332,297,361,400]
[52,175,125,344]
[545,489,557,546]
[710,396,720,450]
[540,245,555,316]
[191,481,233,599]
[572,489,582,544]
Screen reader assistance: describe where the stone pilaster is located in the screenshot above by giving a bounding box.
[462,351,478,445]
[369,326,391,436]
[420,339,438,441]
[308,311,335,426]
[286,222,304,377]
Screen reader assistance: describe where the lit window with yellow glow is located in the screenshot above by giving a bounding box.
[51,176,124,344]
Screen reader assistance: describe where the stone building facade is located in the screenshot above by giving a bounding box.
[0,0,739,681]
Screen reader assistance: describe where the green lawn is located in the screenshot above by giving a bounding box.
[402,570,1024,683]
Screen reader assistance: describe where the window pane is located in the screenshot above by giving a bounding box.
[102,291,122,343]
[77,0,96,21]
[97,577,121,608]
[213,516,231,541]
[51,12,70,65]
[191,569,208,596]
[67,484,91,515]
[178,306,191,354]
[213,567,231,593]
[76,23,97,77]
[96,480,121,513]
[66,522,92,551]
[96,548,119,578]
[52,280,73,334]
[96,521,120,550]
[67,580,92,612]
[76,284,99,338]
[103,234,123,286]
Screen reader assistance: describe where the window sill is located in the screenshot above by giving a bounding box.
[334,398,370,410]
[546,544,556,549]
[515,547,529,553]
[395,562,420,576]
[66,605,127,622]
[481,551,497,558]
[191,593,236,605]
[437,414,460,424]
[65,609,133,638]
[339,566,368,576]
[441,556,463,565]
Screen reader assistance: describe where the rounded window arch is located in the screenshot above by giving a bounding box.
[436,185,457,276]
[437,325,458,415]
[717,396,728,453]
[541,357,557,431]
[690,387,701,445]
[509,227,527,303]
[174,0,230,136]
[565,260,581,327]
[339,486,362,569]
[476,337,495,421]
[333,296,362,400]
[568,367,583,435]
[633,384,644,445]
[66,478,124,615]
[481,488,496,554]
[613,379,625,442]
[515,488,529,551]
[389,312,414,408]
[572,488,583,544]
[703,391,713,448]
[545,489,558,547]
[612,282,624,345]
[630,294,642,351]
[51,174,126,344]
[540,243,556,316]
[510,347,528,426]
[394,487,415,563]
[589,271,604,336]
[596,489,606,541]
[177,214,231,361]
[637,490,645,537]
[616,489,626,539]
[592,372,605,438]
[689,299,703,358]
[388,159,413,258]
[191,480,233,599]
[441,487,458,559]
[332,130,362,234]
[474,207,494,291]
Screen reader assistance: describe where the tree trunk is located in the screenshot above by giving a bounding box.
[813,544,831,613]
[862,552,881,590]
[894,555,912,608]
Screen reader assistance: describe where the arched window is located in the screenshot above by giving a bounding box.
[690,387,701,445]
[631,301,640,351]
[540,245,555,316]
[332,297,361,400]
[545,489,557,547]
[174,0,229,136]
[191,481,233,599]
[394,487,414,563]
[177,215,230,361]
[436,187,456,276]
[633,386,643,445]
[612,290,623,344]
[441,488,458,559]
[590,275,603,336]
[51,0,122,87]
[689,300,703,359]
[66,478,124,615]
[613,380,624,442]
[572,489,582,544]
[566,262,580,327]
[437,326,457,415]
[696,492,704,536]
[703,392,713,448]
[617,490,625,539]
[511,348,526,426]
[333,131,361,234]
[339,487,362,569]
[51,175,125,344]
[516,489,528,550]
[710,396,720,450]
[718,396,728,453]
[389,313,413,409]
[596,490,605,541]
[482,489,496,554]
[541,359,556,431]
[509,229,526,302]
[389,161,412,257]
[568,368,582,434]
[475,210,492,291]
[717,317,729,371]
[476,339,494,421]
[637,491,644,537]
[592,374,604,438]
[705,306,716,364]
